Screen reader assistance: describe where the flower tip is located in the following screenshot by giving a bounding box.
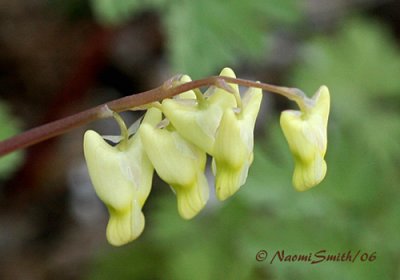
[83,129,101,147]
[219,67,236,78]
[106,200,146,246]
[292,159,327,192]
[319,85,329,94]
[176,174,209,219]
[218,67,239,93]
[180,74,192,83]
[313,85,330,107]
[215,165,248,201]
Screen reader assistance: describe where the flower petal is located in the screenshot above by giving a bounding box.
[140,123,209,219]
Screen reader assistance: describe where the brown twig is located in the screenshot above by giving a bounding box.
[0,76,305,157]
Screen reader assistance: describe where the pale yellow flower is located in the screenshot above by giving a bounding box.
[280,86,330,191]
[213,86,262,201]
[83,108,161,246]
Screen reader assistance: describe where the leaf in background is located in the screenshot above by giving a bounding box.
[0,102,22,180]
[0,101,24,181]
[291,18,400,97]
[90,0,144,26]
[165,0,302,78]
[90,0,302,78]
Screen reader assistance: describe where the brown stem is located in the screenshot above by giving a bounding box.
[0,76,303,157]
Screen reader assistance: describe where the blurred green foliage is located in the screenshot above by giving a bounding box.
[90,0,302,78]
[290,18,400,166]
[87,10,400,280]
[0,102,23,180]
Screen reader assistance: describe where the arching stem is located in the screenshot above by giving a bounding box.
[0,76,306,156]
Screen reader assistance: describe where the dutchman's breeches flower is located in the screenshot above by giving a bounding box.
[83,108,161,246]
[213,86,262,201]
[162,68,237,155]
[280,86,330,191]
[140,122,209,220]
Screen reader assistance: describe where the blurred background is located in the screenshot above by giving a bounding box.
[1,0,400,279]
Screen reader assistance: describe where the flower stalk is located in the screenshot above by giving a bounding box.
[0,76,310,157]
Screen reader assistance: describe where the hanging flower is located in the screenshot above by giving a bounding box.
[280,85,330,191]
[83,108,161,246]
[212,85,263,201]
[140,121,209,220]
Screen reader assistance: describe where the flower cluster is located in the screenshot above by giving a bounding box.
[83,68,330,246]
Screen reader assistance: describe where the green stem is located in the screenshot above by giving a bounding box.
[112,112,129,150]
